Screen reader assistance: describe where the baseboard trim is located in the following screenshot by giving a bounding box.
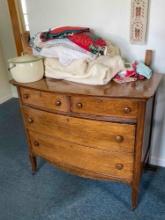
[150,156,165,167]
[0,94,12,104]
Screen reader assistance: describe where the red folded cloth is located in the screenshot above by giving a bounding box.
[68,32,106,55]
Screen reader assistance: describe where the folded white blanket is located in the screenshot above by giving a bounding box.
[45,55,125,85]
[45,58,88,75]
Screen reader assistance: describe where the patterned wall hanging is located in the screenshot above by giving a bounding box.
[130,0,149,44]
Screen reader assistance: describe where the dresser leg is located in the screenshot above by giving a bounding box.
[29,155,37,174]
[131,186,138,210]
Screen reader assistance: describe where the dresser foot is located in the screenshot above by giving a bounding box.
[29,155,37,173]
[32,171,36,175]
[131,187,138,210]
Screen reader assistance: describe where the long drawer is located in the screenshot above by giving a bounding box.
[29,131,133,182]
[23,106,135,153]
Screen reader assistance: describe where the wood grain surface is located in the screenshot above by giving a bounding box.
[29,131,133,182]
[20,87,70,112]
[24,106,135,153]
[71,96,138,118]
[11,73,162,99]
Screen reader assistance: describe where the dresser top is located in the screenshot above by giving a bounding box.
[11,73,162,99]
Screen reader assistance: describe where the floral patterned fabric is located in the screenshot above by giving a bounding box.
[113,61,152,84]
[39,26,106,55]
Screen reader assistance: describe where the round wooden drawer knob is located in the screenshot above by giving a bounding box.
[23,94,29,99]
[28,117,33,124]
[55,100,61,106]
[115,163,124,170]
[34,141,39,147]
[115,135,124,143]
[77,103,83,109]
[123,107,131,114]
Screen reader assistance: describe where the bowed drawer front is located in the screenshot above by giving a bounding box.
[12,74,161,209]
[23,106,135,153]
[29,131,134,182]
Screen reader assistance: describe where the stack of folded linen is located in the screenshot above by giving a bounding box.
[32,37,97,65]
[31,26,124,85]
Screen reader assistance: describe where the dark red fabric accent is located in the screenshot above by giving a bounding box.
[68,32,106,53]
[49,26,90,34]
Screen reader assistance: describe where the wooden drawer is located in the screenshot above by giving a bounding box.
[20,87,69,112]
[71,96,138,119]
[29,131,133,182]
[23,107,135,153]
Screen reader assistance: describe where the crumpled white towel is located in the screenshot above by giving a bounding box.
[34,45,96,65]
[45,55,125,85]
[45,58,88,75]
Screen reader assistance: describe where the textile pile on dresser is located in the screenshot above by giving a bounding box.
[0,98,165,220]
[31,26,152,85]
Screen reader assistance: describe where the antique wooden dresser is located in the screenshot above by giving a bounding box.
[11,52,162,209]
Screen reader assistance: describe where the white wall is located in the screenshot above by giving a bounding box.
[150,79,165,167]
[0,40,12,103]
[25,0,165,166]
[27,0,165,72]
[0,0,17,98]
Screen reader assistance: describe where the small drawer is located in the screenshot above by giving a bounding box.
[71,96,138,119]
[20,87,69,112]
[29,131,133,182]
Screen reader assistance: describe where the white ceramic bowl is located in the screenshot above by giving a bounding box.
[8,55,44,83]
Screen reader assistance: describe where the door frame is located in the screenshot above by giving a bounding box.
[7,0,31,55]
[7,0,23,55]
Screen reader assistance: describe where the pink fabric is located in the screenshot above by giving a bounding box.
[113,62,145,84]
